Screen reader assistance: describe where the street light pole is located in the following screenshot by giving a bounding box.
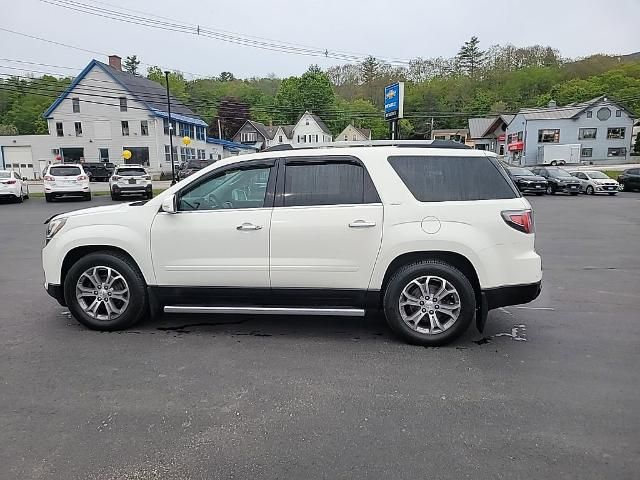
[164,71,176,185]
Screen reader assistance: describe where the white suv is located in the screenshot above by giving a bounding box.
[109,164,153,200]
[44,164,91,202]
[43,142,542,346]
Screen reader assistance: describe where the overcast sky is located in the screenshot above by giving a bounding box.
[2,0,639,80]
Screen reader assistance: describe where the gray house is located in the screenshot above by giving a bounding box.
[505,96,635,166]
[468,115,514,155]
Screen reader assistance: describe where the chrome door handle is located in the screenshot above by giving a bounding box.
[349,220,376,228]
[237,223,262,231]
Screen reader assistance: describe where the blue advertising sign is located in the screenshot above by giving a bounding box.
[384,82,404,120]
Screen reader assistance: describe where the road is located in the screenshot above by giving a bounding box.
[0,193,639,479]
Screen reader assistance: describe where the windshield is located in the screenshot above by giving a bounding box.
[116,168,146,176]
[50,166,81,176]
[510,168,534,176]
[0,171,10,179]
[586,171,609,179]
[185,161,211,170]
[550,169,573,178]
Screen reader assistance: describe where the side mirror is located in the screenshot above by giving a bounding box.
[161,194,177,213]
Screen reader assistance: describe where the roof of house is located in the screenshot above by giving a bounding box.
[354,126,371,139]
[517,95,633,121]
[309,113,332,135]
[468,118,495,138]
[206,137,259,151]
[43,59,206,126]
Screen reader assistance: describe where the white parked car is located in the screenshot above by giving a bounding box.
[0,170,29,202]
[43,164,91,202]
[109,164,153,200]
[569,170,619,195]
[42,142,542,346]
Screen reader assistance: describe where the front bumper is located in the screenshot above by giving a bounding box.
[482,281,542,310]
[594,184,618,193]
[556,184,580,193]
[518,182,547,192]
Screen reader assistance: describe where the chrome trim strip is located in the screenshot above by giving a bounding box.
[163,306,365,316]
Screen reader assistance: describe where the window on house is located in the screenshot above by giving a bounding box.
[517,131,523,141]
[279,135,283,143]
[140,120,149,136]
[74,122,82,136]
[538,129,560,143]
[353,135,357,141]
[179,123,193,138]
[578,128,597,140]
[581,148,593,158]
[434,135,446,140]
[607,147,627,157]
[615,110,622,117]
[163,118,170,135]
[198,149,207,160]
[164,145,177,162]
[119,97,127,112]
[240,132,257,143]
[344,135,348,141]
[99,148,109,161]
[72,97,80,113]
[607,127,625,139]
[121,121,129,136]
[196,126,206,140]
[56,122,64,137]
[586,111,592,118]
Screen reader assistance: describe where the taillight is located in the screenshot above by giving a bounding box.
[6,179,16,184]
[501,209,534,234]
[77,175,87,181]
[44,175,55,182]
[111,175,120,181]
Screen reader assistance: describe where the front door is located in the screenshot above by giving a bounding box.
[150,160,276,287]
[269,157,383,293]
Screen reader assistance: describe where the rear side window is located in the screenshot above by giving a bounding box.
[388,155,517,202]
[49,166,81,176]
[283,158,379,207]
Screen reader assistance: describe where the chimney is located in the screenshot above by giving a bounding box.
[548,99,557,108]
[268,119,273,127]
[108,55,122,71]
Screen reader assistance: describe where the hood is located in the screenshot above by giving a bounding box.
[514,174,546,182]
[47,203,132,222]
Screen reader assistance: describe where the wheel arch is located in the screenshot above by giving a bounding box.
[376,251,481,309]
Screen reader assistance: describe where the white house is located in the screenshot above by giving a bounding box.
[1,55,224,178]
[335,124,371,142]
[232,111,332,150]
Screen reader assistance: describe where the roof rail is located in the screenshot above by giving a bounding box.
[263,139,470,152]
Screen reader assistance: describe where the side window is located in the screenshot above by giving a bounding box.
[387,155,517,202]
[283,159,378,207]
[178,165,272,211]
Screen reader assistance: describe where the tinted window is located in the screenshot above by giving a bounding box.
[510,168,534,176]
[388,156,517,202]
[284,161,374,206]
[49,166,81,176]
[179,166,271,211]
[116,168,147,176]
[185,160,212,169]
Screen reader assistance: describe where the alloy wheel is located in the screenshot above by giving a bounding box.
[398,276,461,335]
[75,266,130,321]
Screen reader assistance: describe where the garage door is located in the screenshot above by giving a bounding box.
[3,146,35,179]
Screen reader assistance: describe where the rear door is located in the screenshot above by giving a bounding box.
[269,156,383,294]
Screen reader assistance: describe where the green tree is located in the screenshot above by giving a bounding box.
[456,36,485,77]
[146,66,189,102]
[123,55,140,75]
[218,71,235,82]
[360,56,380,84]
[634,132,640,154]
[273,70,336,124]
[0,124,18,135]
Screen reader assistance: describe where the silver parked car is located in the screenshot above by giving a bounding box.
[570,170,619,196]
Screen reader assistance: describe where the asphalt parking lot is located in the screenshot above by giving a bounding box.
[1,193,639,479]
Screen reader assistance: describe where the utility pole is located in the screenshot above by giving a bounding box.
[164,71,176,185]
[430,117,434,140]
[217,118,222,139]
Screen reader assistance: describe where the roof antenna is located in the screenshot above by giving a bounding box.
[324,49,329,58]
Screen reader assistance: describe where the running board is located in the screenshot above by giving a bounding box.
[163,306,365,317]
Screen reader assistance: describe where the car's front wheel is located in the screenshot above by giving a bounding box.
[586,185,595,195]
[546,185,555,195]
[64,251,148,330]
[383,261,476,346]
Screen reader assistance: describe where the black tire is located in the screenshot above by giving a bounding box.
[586,185,595,195]
[110,190,119,201]
[550,161,557,166]
[84,193,92,201]
[64,251,148,331]
[45,193,54,203]
[546,185,555,195]
[16,193,24,203]
[146,191,153,200]
[383,260,476,346]
[620,182,627,192]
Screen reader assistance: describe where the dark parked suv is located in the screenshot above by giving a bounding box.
[530,166,580,195]
[82,162,115,182]
[617,168,640,192]
[505,167,547,195]
[177,160,214,181]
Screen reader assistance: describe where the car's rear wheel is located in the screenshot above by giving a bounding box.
[83,193,92,201]
[383,261,476,346]
[110,190,119,201]
[550,161,557,166]
[586,185,595,195]
[45,193,53,202]
[64,252,148,330]
[620,182,627,192]
[546,185,555,195]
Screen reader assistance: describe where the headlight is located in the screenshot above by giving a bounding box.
[46,217,67,241]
